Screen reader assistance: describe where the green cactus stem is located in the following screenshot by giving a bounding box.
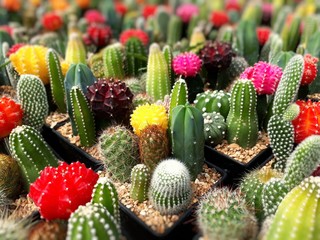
[46,49,67,113]
[226,79,258,149]
[203,112,227,147]
[169,78,188,118]
[9,125,58,191]
[130,164,151,203]
[162,45,174,85]
[281,15,301,52]
[65,33,86,65]
[125,38,147,77]
[17,74,49,130]
[103,43,126,80]
[167,15,183,46]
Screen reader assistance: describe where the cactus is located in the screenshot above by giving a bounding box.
[46,49,67,113]
[89,52,105,79]
[125,38,147,77]
[203,112,227,147]
[130,164,151,202]
[169,78,188,118]
[125,77,145,95]
[197,188,258,240]
[103,43,126,80]
[189,28,205,53]
[0,214,30,240]
[149,158,192,215]
[226,79,258,149]
[280,14,301,52]
[170,105,204,180]
[70,86,95,147]
[154,7,170,42]
[139,124,170,172]
[17,74,49,130]
[265,176,320,240]
[98,125,139,183]
[9,125,58,190]
[166,15,183,46]
[146,43,170,102]
[65,33,86,65]
[67,203,120,240]
[162,45,174,85]
[282,103,300,122]
[91,177,120,224]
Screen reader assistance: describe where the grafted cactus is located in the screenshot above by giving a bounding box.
[130,164,151,202]
[103,43,126,80]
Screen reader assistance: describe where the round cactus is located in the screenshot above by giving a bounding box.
[103,43,126,80]
[149,158,192,215]
[130,164,151,203]
[172,52,202,78]
[203,112,227,146]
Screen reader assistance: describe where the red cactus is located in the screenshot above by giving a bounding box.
[210,10,229,28]
[119,29,149,46]
[41,12,63,31]
[256,27,271,46]
[225,0,241,12]
[6,43,26,57]
[115,2,128,16]
[142,4,157,19]
[301,54,318,86]
[292,100,320,144]
[0,96,23,138]
[83,23,112,48]
[29,162,99,220]
[84,9,106,24]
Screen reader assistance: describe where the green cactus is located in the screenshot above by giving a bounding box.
[0,214,30,240]
[300,15,318,46]
[197,188,258,240]
[9,125,58,191]
[65,33,86,65]
[67,203,120,240]
[226,79,258,149]
[146,43,170,102]
[169,78,188,118]
[103,43,126,80]
[99,1,122,38]
[272,6,291,34]
[149,158,192,215]
[91,177,120,224]
[216,25,234,44]
[203,112,227,147]
[98,125,139,183]
[167,15,183,46]
[162,45,174,85]
[124,77,145,95]
[241,2,262,25]
[89,52,105,79]
[282,103,300,121]
[46,49,67,113]
[17,74,49,130]
[130,164,151,203]
[155,7,170,42]
[280,15,301,52]
[265,176,320,240]
[269,50,294,70]
[125,38,147,77]
[170,105,204,180]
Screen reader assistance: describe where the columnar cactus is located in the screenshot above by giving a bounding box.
[170,105,204,180]
[162,45,174,84]
[226,79,259,149]
[103,43,126,80]
[17,74,49,130]
[65,33,86,65]
[149,158,192,215]
[9,125,58,190]
[67,203,120,240]
[203,112,227,146]
[146,43,170,101]
[280,14,301,52]
[197,188,258,240]
[98,125,139,183]
[125,38,147,77]
[169,78,188,118]
[91,177,120,224]
[130,164,151,203]
[166,15,182,46]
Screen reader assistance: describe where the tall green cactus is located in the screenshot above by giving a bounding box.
[170,105,204,180]
[17,74,49,130]
[65,33,86,65]
[162,45,174,85]
[130,164,151,203]
[167,15,183,46]
[226,79,258,149]
[9,125,58,191]
[146,43,170,101]
[169,78,188,118]
[280,14,301,52]
[103,43,126,80]
[125,38,147,77]
[46,49,66,113]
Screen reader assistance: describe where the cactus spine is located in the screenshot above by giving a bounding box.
[149,158,192,215]
[146,43,170,101]
[226,79,258,149]
[65,33,86,65]
[103,43,126,80]
[46,49,67,113]
[70,86,95,147]
[169,78,188,117]
[125,38,147,77]
[170,105,204,180]
[130,164,151,203]
[17,74,49,130]
[9,125,58,190]
[67,203,120,240]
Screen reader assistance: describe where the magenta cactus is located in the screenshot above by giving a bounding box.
[240,61,283,95]
[176,3,199,23]
[173,52,202,78]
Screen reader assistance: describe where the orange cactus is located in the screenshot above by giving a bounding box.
[49,0,69,11]
[75,0,90,9]
[2,0,21,11]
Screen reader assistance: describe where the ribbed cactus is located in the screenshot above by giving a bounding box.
[189,28,205,53]
[226,79,258,149]
[130,164,151,202]
[91,177,120,224]
[167,15,183,46]
[197,188,258,240]
[146,43,170,101]
[98,125,139,183]
[46,49,67,113]
[281,14,301,51]
[170,105,204,180]
[203,112,227,147]
[139,125,169,172]
[162,45,174,85]
[17,74,49,130]
[70,86,95,147]
[89,52,105,79]
[67,203,120,240]
[65,33,86,65]
[103,43,126,80]
[149,158,192,215]
[169,78,188,117]
[9,125,58,190]
[265,176,320,240]
[125,38,147,77]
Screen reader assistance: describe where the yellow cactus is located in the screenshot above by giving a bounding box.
[60,60,71,76]
[189,28,206,53]
[65,33,87,65]
[130,104,168,136]
[10,45,50,85]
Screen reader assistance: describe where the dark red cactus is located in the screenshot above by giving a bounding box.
[83,23,112,48]
[86,79,134,123]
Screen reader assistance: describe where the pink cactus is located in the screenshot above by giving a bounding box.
[240,61,283,95]
[173,52,202,77]
[176,3,199,23]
